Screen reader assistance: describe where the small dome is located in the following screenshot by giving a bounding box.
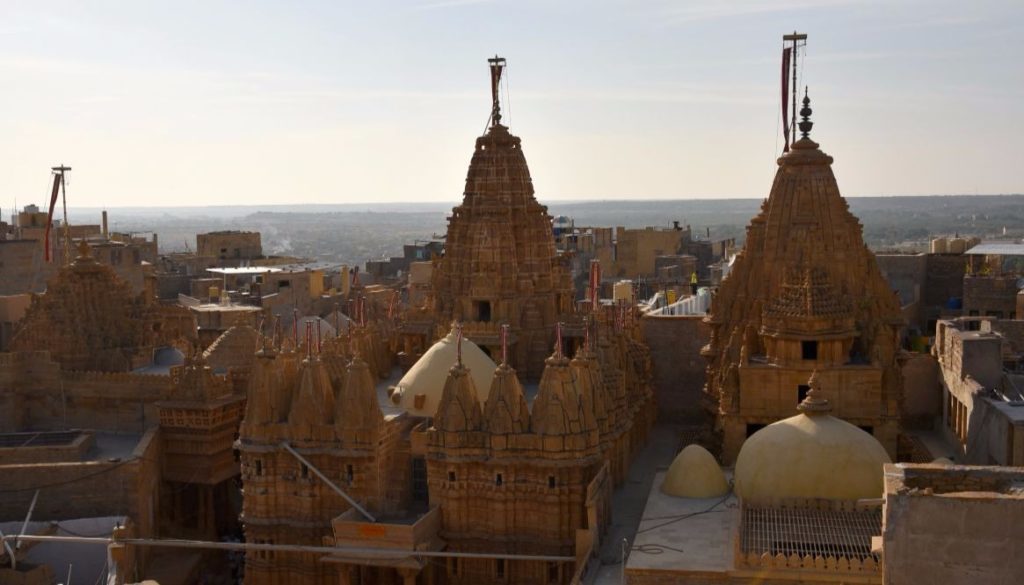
[734,373,891,502]
[392,329,496,417]
[931,457,954,465]
[662,444,729,498]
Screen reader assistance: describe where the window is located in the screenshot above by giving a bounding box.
[346,464,354,483]
[801,340,818,361]
[476,300,492,322]
[548,475,556,489]
[300,463,309,479]
[495,473,503,486]
[255,459,263,476]
[411,458,428,504]
[798,384,810,404]
[548,562,559,583]
[279,279,291,288]
[448,470,456,483]
[496,558,506,579]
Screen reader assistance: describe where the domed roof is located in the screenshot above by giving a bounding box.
[391,328,496,417]
[734,373,891,502]
[662,444,730,499]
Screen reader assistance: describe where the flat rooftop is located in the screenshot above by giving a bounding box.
[625,471,737,576]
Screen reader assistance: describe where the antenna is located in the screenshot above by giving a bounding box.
[781,32,807,152]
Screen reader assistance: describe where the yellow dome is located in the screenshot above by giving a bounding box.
[931,457,954,465]
[661,444,730,498]
[735,373,891,502]
[392,329,496,417]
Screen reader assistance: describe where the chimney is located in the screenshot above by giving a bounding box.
[672,220,681,231]
[101,210,109,238]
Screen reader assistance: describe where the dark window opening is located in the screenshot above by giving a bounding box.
[411,458,428,505]
[801,340,818,360]
[548,562,559,583]
[746,423,766,438]
[798,384,810,404]
[300,463,309,479]
[495,473,503,486]
[476,300,492,322]
[255,459,263,476]
[448,470,456,483]
[279,279,291,288]
[345,464,354,483]
[496,559,505,579]
[548,475,556,489]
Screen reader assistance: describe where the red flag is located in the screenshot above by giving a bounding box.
[781,47,792,153]
[44,173,61,262]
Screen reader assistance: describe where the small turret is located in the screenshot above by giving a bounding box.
[484,326,530,435]
[336,356,384,441]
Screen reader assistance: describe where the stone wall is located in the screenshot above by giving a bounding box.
[899,352,940,430]
[0,351,170,433]
[882,464,1024,585]
[640,315,708,423]
[196,231,262,260]
[0,428,160,527]
[963,275,1019,319]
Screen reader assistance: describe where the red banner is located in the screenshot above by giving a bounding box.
[44,173,61,262]
[782,47,791,153]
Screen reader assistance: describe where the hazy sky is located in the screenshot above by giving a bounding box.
[1,0,1021,208]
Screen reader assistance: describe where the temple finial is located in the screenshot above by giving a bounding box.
[797,369,832,415]
[487,55,506,127]
[798,86,813,139]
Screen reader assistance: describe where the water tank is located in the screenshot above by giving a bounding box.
[930,237,948,254]
[613,280,634,303]
[948,238,967,254]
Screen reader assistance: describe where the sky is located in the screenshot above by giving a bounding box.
[0,0,1021,208]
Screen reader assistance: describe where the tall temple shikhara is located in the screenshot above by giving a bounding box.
[703,90,904,463]
[433,56,574,380]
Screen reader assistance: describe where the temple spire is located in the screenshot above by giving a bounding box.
[487,55,506,127]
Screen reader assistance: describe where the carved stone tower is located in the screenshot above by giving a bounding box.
[433,56,574,380]
[703,92,903,463]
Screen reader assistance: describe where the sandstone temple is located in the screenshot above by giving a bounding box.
[2,43,1023,585]
[701,92,905,463]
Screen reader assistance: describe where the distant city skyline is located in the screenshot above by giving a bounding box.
[1,0,1021,208]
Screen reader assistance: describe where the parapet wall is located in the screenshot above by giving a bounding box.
[0,351,170,433]
[882,463,1024,585]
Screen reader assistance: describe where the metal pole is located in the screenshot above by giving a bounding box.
[280,442,376,522]
[0,534,575,563]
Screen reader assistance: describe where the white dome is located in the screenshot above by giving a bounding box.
[661,444,730,498]
[392,330,495,417]
[734,410,891,502]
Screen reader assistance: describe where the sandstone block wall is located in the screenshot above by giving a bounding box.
[640,315,708,423]
[883,466,1024,585]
